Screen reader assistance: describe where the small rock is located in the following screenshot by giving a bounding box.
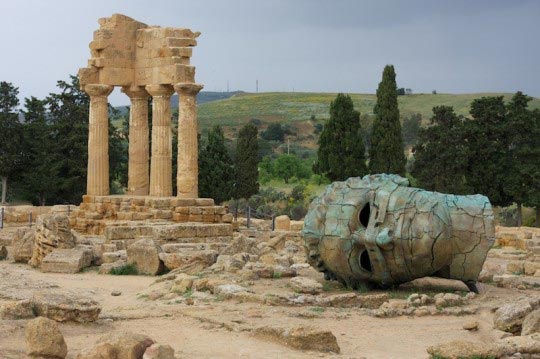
[25,317,67,359]
[111,291,122,296]
[290,277,323,294]
[185,297,194,305]
[214,284,248,296]
[463,320,479,331]
[434,293,463,308]
[143,343,175,359]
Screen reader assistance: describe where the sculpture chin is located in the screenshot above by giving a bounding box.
[302,174,495,291]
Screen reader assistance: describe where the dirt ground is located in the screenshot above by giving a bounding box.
[0,259,529,359]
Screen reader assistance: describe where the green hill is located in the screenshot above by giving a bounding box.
[198,92,540,130]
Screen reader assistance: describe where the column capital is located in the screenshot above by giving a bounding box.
[174,83,203,96]
[84,84,114,97]
[121,86,149,100]
[145,84,174,97]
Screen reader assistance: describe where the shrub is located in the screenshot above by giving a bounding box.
[109,263,138,275]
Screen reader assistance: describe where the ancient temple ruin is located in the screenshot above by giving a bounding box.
[78,13,202,198]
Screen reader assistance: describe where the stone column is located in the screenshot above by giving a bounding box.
[84,84,114,196]
[174,83,203,198]
[146,85,174,197]
[121,86,150,195]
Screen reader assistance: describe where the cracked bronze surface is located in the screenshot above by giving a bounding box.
[302,174,495,289]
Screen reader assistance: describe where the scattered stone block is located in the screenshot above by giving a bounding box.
[33,291,101,323]
[12,228,35,263]
[275,215,291,231]
[127,238,164,275]
[25,317,67,359]
[143,344,175,359]
[290,277,323,294]
[253,325,340,353]
[99,259,127,274]
[159,250,218,274]
[76,332,154,359]
[522,309,540,335]
[30,214,75,268]
[494,299,539,334]
[0,299,35,320]
[426,340,500,359]
[41,248,93,273]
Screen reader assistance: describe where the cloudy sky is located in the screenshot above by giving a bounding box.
[1,0,539,105]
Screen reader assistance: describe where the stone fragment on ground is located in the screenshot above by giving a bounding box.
[494,297,540,334]
[159,250,218,274]
[426,340,501,359]
[289,276,323,294]
[253,325,340,353]
[25,317,67,359]
[143,344,175,359]
[12,228,35,263]
[30,214,75,268]
[99,259,127,274]
[41,247,93,273]
[0,299,35,320]
[33,290,101,322]
[102,250,127,264]
[522,309,540,336]
[462,320,479,331]
[127,238,164,275]
[76,332,154,359]
[434,293,463,308]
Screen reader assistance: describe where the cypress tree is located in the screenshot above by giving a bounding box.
[524,109,540,227]
[369,65,406,175]
[314,93,367,181]
[412,106,470,194]
[0,81,22,203]
[463,96,511,207]
[235,123,259,199]
[199,125,235,203]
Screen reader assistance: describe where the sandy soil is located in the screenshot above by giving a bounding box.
[0,259,528,359]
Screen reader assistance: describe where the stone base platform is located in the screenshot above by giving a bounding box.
[71,195,233,235]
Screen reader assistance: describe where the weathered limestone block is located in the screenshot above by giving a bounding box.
[127,238,164,275]
[25,317,67,359]
[102,250,127,263]
[302,174,494,291]
[33,291,101,323]
[522,309,540,335]
[76,332,154,359]
[159,250,218,273]
[12,228,35,263]
[290,277,323,294]
[30,214,75,268]
[143,344,175,359]
[99,259,127,274]
[0,299,35,320]
[41,248,93,273]
[275,215,291,231]
[253,325,340,353]
[494,298,540,334]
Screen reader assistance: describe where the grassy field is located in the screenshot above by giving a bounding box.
[198,92,540,130]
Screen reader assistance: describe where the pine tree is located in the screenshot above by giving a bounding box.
[369,65,406,175]
[0,81,22,203]
[314,93,367,181]
[199,125,235,203]
[235,123,259,199]
[412,106,470,194]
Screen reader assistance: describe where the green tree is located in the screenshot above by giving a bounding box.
[314,93,367,181]
[20,97,61,205]
[504,92,535,225]
[0,81,22,203]
[274,154,301,183]
[369,65,406,175]
[235,123,259,199]
[261,123,286,142]
[199,125,235,203]
[412,106,470,194]
[463,96,511,207]
[524,109,540,227]
[402,113,422,147]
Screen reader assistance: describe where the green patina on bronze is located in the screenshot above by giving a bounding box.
[302,174,495,291]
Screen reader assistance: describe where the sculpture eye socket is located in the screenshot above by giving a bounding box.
[359,203,370,228]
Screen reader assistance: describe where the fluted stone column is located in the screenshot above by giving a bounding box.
[85,84,114,196]
[146,85,174,197]
[174,83,203,198]
[122,86,150,195]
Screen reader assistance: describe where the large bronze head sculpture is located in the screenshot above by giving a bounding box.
[302,174,495,292]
